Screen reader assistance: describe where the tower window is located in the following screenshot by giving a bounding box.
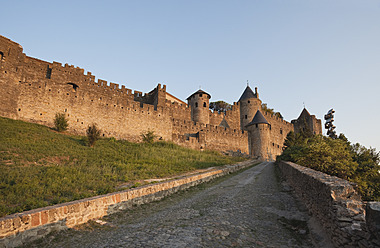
[245,115,247,119]
[199,94,202,97]
[46,66,52,79]
[248,100,250,103]
[195,102,198,108]
[280,129,283,134]
[0,51,3,60]
[203,102,206,107]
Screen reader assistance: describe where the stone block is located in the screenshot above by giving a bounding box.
[20,215,31,225]
[30,213,40,227]
[366,202,380,240]
[40,211,48,225]
[12,217,21,229]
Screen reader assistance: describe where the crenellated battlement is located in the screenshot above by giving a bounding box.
[0,35,321,157]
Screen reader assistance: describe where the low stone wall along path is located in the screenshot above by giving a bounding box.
[27,162,323,248]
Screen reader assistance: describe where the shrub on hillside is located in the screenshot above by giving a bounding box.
[277,132,380,201]
[87,124,101,147]
[54,113,68,132]
[141,130,156,144]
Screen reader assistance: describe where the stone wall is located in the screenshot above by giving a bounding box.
[278,161,380,248]
[263,111,294,157]
[0,160,256,248]
[0,35,249,154]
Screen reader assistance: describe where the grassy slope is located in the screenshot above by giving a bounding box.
[0,117,245,217]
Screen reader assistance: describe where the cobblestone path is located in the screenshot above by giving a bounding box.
[27,162,319,247]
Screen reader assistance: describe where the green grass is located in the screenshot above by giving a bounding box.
[0,117,246,217]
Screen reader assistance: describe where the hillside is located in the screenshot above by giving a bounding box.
[0,117,245,218]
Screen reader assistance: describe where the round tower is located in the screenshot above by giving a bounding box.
[245,110,271,161]
[238,86,262,130]
[186,89,211,124]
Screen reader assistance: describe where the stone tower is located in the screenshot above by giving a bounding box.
[187,89,211,124]
[245,110,272,160]
[238,85,262,130]
[291,108,322,135]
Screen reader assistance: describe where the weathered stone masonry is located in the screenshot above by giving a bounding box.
[279,161,380,248]
[0,35,322,159]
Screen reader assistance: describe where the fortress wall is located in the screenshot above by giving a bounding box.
[201,127,248,153]
[224,103,241,130]
[16,80,173,142]
[0,36,25,119]
[209,110,224,127]
[208,102,240,130]
[0,160,255,248]
[263,112,294,158]
[172,119,249,153]
[279,161,380,248]
[166,100,192,121]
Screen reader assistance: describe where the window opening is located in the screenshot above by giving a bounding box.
[67,83,79,92]
[203,102,206,107]
[46,66,52,79]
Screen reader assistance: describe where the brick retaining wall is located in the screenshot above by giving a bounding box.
[0,160,255,248]
[278,161,380,248]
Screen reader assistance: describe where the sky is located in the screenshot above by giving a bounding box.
[1,0,380,151]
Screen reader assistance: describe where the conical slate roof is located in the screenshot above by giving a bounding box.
[219,118,230,129]
[186,89,211,100]
[238,86,257,102]
[297,108,311,120]
[246,110,269,127]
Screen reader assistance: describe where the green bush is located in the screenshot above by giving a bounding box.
[54,113,68,132]
[141,130,156,144]
[86,124,101,147]
[277,132,380,201]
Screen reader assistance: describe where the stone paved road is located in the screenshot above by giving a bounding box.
[27,162,320,248]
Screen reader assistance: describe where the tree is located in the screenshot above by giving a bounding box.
[278,131,380,201]
[86,124,101,147]
[209,101,232,113]
[54,113,68,132]
[261,103,282,119]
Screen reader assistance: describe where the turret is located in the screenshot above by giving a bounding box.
[238,86,262,130]
[187,89,211,124]
[291,108,322,135]
[245,110,272,160]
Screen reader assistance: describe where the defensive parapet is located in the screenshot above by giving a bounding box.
[0,35,324,160]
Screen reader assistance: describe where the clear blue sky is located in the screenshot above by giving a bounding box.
[2,0,380,151]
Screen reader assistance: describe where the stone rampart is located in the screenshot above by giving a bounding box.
[278,161,380,248]
[0,160,255,248]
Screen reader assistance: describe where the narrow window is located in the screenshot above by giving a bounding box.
[46,66,52,79]
[203,102,206,107]
[255,124,258,128]
[0,51,3,60]
[195,102,198,108]
[248,100,250,103]
[245,115,247,119]
[280,129,283,134]
[199,94,202,97]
